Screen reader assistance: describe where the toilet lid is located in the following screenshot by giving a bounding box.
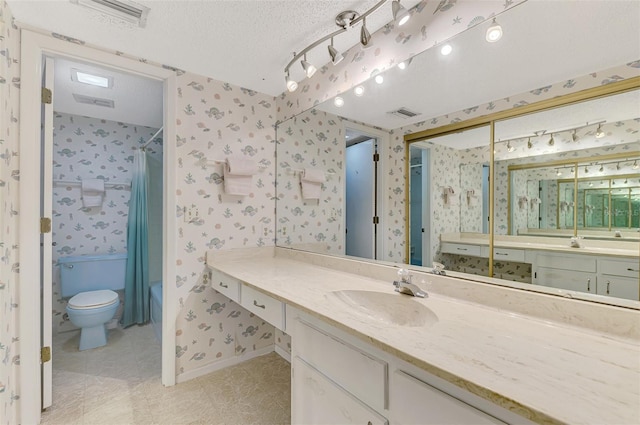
[68,290,119,309]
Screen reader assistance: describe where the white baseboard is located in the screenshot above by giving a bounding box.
[176,345,274,383]
[274,345,291,363]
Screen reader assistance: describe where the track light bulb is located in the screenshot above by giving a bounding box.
[486,18,503,42]
[440,44,453,56]
[301,55,316,78]
[392,0,411,26]
[328,38,344,66]
[334,96,344,107]
[353,85,365,97]
[595,124,605,138]
[360,17,372,48]
[285,74,298,92]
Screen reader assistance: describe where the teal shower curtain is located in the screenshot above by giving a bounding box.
[121,149,150,327]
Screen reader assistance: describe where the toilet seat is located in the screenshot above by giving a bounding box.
[68,289,119,310]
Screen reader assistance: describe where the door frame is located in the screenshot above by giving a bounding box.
[343,122,388,260]
[19,30,177,424]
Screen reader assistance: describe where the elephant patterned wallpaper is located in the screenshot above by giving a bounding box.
[0,2,20,423]
[275,108,345,255]
[50,112,161,333]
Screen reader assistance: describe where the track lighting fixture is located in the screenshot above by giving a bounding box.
[506,141,514,152]
[572,130,579,142]
[328,37,344,66]
[624,178,628,184]
[556,169,562,176]
[334,96,344,107]
[398,58,412,70]
[599,164,604,172]
[616,162,621,170]
[353,85,365,96]
[285,72,298,93]
[548,134,555,146]
[360,17,372,48]
[527,137,532,149]
[633,160,638,170]
[375,74,384,84]
[595,123,605,139]
[440,43,453,56]
[485,18,503,42]
[301,54,316,78]
[584,166,589,174]
[392,0,410,26]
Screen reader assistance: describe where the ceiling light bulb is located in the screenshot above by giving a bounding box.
[285,73,298,92]
[360,17,372,48]
[506,141,514,152]
[301,55,316,78]
[392,0,411,26]
[328,38,344,66]
[572,130,579,142]
[548,134,555,146]
[485,18,503,42]
[595,124,605,138]
[633,160,638,170]
[375,74,384,84]
[353,85,365,96]
[527,137,532,149]
[440,44,453,56]
[334,96,344,107]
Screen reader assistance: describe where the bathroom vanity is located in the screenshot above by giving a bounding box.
[206,247,640,425]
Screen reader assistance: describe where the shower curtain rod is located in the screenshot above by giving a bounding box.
[141,126,163,150]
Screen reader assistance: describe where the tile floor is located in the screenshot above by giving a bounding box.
[41,325,291,425]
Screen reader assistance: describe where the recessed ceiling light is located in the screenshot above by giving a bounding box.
[71,69,113,88]
[440,44,452,56]
[353,85,365,97]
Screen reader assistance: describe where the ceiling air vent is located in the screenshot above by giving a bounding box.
[73,93,115,108]
[388,107,420,119]
[70,0,150,27]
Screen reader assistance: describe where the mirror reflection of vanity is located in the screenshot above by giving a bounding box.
[275,2,640,306]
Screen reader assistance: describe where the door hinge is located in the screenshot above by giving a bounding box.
[41,346,51,363]
[40,217,52,234]
[373,152,380,162]
[373,216,379,224]
[41,87,52,104]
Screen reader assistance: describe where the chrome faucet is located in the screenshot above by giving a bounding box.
[431,262,446,276]
[393,269,427,298]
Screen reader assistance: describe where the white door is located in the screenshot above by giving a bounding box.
[421,149,431,267]
[346,140,375,259]
[40,56,54,409]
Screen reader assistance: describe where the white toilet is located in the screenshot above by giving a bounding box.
[58,253,127,351]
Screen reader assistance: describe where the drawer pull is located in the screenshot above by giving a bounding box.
[253,300,266,309]
[627,268,639,272]
[606,280,610,295]
[456,248,468,251]
[219,282,228,289]
[495,252,508,256]
[587,278,591,292]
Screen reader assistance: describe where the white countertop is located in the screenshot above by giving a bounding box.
[207,249,640,425]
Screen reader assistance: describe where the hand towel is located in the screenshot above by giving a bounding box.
[466,190,478,207]
[443,187,457,206]
[529,197,541,210]
[300,168,325,200]
[223,158,256,196]
[81,178,105,208]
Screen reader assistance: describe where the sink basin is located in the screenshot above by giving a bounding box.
[327,290,438,327]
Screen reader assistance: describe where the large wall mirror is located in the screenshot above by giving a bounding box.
[275,1,639,307]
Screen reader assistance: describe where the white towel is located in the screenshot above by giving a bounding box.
[82,178,105,208]
[300,168,325,200]
[223,160,255,196]
[466,190,478,207]
[226,157,258,176]
[443,187,457,206]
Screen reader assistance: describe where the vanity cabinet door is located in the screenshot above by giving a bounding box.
[391,370,505,424]
[210,269,241,302]
[597,275,639,301]
[535,267,596,294]
[292,356,388,425]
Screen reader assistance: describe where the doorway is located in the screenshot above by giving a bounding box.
[344,127,381,259]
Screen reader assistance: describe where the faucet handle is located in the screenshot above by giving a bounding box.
[397,268,412,283]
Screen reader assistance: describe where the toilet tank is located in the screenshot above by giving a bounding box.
[58,253,127,298]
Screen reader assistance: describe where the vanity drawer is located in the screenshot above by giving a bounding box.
[295,319,387,412]
[241,284,285,331]
[536,254,596,272]
[480,247,526,263]
[598,258,640,279]
[441,243,482,257]
[210,269,241,303]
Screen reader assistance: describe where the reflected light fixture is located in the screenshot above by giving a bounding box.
[392,0,411,26]
[301,54,316,78]
[589,182,593,187]
[616,162,621,170]
[353,85,365,96]
[328,37,344,65]
[556,169,562,176]
[485,18,503,42]
[398,58,413,70]
[599,164,604,172]
[633,160,639,170]
[584,166,589,174]
[595,123,605,138]
[572,130,579,142]
[440,43,453,56]
[527,137,532,149]
[375,74,384,84]
[334,96,345,107]
[548,134,555,146]
[360,17,372,48]
[285,71,298,93]
[506,141,514,152]
[624,178,628,184]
